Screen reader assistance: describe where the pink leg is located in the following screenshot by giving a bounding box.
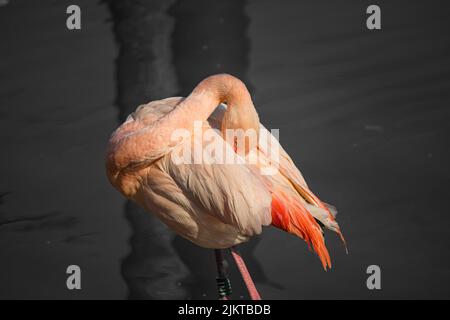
[230,246,262,300]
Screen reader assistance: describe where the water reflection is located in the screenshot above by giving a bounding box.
[107,0,188,299]
[107,0,270,299]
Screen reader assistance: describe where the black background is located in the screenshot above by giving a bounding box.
[0,0,449,299]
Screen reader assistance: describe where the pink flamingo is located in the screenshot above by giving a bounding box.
[106,74,346,299]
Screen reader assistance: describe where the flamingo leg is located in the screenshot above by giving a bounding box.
[214,249,232,300]
[230,246,262,300]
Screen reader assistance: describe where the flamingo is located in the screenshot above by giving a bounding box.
[106,74,346,300]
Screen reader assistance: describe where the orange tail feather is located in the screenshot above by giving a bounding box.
[271,190,331,270]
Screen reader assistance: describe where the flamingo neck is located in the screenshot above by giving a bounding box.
[167,73,255,129]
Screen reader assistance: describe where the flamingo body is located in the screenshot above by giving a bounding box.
[106,74,345,269]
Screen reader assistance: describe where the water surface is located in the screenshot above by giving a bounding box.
[0,0,449,299]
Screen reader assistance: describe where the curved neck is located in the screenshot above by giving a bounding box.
[107,74,257,178]
[167,74,255,129]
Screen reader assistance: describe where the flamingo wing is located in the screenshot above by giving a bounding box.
[256,124,342,232]
[161,126,272,237]
[250,125,346,269]
[210,104,344,242]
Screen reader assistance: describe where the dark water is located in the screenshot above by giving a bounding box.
[1,0,450,299]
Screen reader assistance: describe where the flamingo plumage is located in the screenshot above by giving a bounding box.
[106,74,345,298]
